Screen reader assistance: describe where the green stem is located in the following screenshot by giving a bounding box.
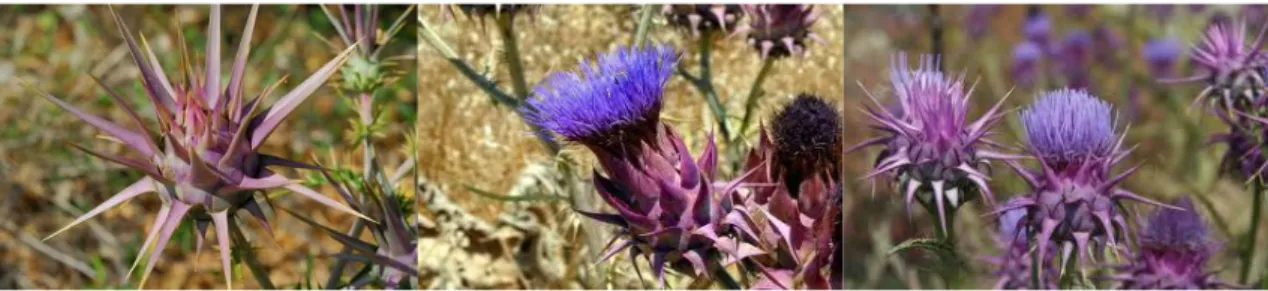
[1243,182,1264,284]
[739,57,776,136]
[229,220,275,289]
[633,4,658,47]
[496,13,530,100]
[419,16,560,154]
[695,30,731,142]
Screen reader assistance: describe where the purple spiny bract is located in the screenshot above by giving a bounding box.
[1177,20,1268,114]
[1112,197,1230,289]
[525,44,677,148]
[35,5,361,288]
[851,53,1012,233]
[997,88,1176,287]
[988,197,1058,289]
[737,4,822,59]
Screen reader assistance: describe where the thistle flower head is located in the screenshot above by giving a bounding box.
[1000,89,1179,287]
[525,44,678,149]
[1058,30,1093,88]
[663,5,744,38]
[36,6,362,288]
[534,45,755,287]
[1181,20,1268,114]
[1192,21,1266,77]
[738,4,822,59]
[1114,197,1228,289]
[1143,37,1183,78]
[771,94,842,193]
[851,53,1011,234]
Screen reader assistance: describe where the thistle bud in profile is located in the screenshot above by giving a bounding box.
[663,5,744,38]
[1112,197,1231,289]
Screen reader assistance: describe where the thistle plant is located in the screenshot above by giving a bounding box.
[851,54,1011,240]
[35,5,360,288]
[1109,197,1232,289]
[996,88,1176,287]
[735,94,843,289]
[524,44,760,288]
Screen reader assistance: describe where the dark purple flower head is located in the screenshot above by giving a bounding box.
[663,5,744,38]
[1143,37,1183,78]
[525,45,678,148]
[1012,41,1043,87]
[36,5,362,288]
[1114,197,1229,289]
[738,129,841,289]
[772,93,842,193]
[850,54,1012,233]
[1213,125,1268,181]
[738,4,822,59]
[1024,13,1051,46]
[999,88,1179,287]
[1020,89,1116,164]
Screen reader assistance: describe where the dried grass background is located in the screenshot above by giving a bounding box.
[417,4,844,289]
[0,5,416,289]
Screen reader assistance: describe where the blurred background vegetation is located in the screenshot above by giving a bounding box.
[838,4,1268,288]
[0,4,416,289]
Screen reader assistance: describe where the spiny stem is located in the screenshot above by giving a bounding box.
[633,5,659,48]
[229,220,274,289]
[496,12,530,100]
[1243,181,1264,284]
[739,57,776,136]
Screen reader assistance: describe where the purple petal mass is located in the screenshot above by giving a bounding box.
[526,45,678,142]
[1020,88,1116,162]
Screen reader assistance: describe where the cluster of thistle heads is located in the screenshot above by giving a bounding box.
[35,5,416,289]
[523,40,841,288]
[851,40,1238,290]
[662,4,822,59]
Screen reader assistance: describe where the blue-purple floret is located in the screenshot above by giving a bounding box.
[1020,88,1117,162]
[525,45,678,141]
[1143,37,1182,76]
